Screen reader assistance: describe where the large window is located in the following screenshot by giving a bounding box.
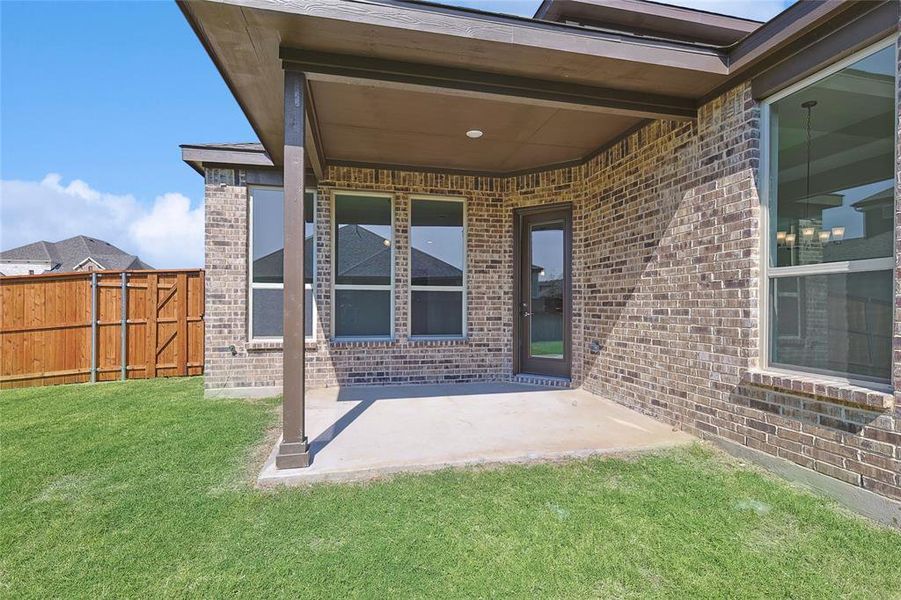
[763,39,895,385]
[410,197,466,337]
[333,192,393,338]
[249,187,315,340]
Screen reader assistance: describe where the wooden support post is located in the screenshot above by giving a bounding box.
[146,274,158,378]
[120,272,128,381]
[275,69,310,469]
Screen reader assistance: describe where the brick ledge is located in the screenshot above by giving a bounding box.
[407,337,469,347]
[245,340,318,352]
[745,369,893,411]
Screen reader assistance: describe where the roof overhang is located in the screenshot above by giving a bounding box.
[533,0,761,46]
[179,0,897,176]
[180,143,274,175]
[179,0,733,174]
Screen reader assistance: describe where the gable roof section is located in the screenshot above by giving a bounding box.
[0,240,56,264]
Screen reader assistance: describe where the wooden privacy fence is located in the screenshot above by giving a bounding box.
[0,270,204,389]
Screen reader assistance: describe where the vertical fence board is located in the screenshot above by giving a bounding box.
[177,273,188,376]
[145,274,158,379]
[0,270,204,389]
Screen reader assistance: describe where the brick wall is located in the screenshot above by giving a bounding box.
[204,75,900,500]
[205,167,591,391]
[579,87,760,434]
[575,81,899,501]
[211,170,515,390]
[307,172,516,388]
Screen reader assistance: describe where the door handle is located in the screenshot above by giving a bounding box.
[522,311,532,318]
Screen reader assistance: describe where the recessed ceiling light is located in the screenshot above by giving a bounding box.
[466,129,483,139]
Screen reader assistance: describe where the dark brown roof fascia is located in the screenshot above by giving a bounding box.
[698,0,883,105]
[750,0,899,100]
[728,0,852,71]
[533,0,761,47]
[281,48,699,120]
[534,0,762,27]
[388,0,730,51]
[181,144,274,172]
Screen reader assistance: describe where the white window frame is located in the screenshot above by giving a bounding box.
[759,35,897,391]
[248,185,317,342]
[408,195,468,340]
[331,190,395,341]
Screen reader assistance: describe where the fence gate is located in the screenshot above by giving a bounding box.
[0,269,204,389]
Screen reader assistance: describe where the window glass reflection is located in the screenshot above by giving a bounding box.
[529,222,564,358]
[770,45,895,267]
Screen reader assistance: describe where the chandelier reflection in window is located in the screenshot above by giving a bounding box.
[776,99,845,250]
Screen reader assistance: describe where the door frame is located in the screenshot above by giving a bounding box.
[512,202,573,378]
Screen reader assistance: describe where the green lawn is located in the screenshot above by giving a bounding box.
[530,340,564,357]
[2,378,900,599]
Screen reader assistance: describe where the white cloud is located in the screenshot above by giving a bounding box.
[0,174,203,268]
[130,193,204,268]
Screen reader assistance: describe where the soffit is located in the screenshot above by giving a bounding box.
[312,79,643,173]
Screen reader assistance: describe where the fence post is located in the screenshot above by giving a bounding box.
[121,272,128,381]
[90,272,98,383]
[146,273,157,378]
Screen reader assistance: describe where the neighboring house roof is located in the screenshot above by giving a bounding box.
[537,278,563,299]
[251,225,462,284]
[823,231,893,263]
[337,224,462,283]
[410,247,463,284]
[0,240,56,264]
[253,235,315,283]
[0,235,153,273]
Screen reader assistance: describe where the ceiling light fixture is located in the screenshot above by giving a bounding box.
[466,129,483,139]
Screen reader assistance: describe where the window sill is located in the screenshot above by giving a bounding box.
[245,339,318,352]
[745,368,893,411]
[329,337,396,348]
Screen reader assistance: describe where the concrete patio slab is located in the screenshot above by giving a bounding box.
[258,383,694,486]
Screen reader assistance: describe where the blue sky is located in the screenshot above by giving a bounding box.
[1,0,793,267]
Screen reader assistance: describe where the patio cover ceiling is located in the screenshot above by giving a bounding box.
[179,0,873,176]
